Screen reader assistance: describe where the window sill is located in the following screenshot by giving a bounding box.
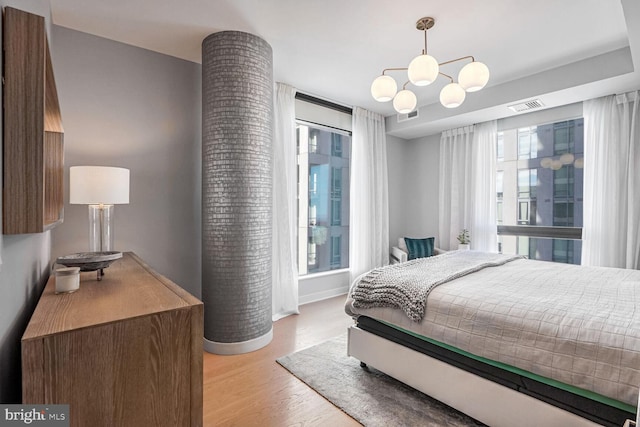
[299,268,350,281]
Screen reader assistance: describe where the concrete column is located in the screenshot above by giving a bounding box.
[202,31,273,354]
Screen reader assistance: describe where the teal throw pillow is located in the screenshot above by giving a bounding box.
[404,237,435,260]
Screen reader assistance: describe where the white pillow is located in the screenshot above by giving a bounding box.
[398,237,408,252]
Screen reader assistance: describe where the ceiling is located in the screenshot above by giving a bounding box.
[50,0,640,139]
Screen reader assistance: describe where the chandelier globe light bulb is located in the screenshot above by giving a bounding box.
[407,54,439,86]
[440,83,466,108]
[371,75,398,102]
[458,61,490,92]
[393,89,417,114]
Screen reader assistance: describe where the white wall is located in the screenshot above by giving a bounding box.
[0,0,55,403]
[299,269,350,305]
[50,26,202,298]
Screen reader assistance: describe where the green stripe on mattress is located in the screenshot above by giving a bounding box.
[377,319,637,414]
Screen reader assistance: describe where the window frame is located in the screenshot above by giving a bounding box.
[295,118,352,276]
[496,114,583,263]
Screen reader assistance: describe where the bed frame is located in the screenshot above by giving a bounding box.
[347,320,636,427]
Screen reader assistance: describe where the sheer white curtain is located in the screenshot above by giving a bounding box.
[272,83,299,320]
[582,91,640,269]
[470,121,498,252]
[439,126,473,250]
[439,121,498,251]
[350,107,389,281]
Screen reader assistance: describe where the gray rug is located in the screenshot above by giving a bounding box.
[277,334,486,427]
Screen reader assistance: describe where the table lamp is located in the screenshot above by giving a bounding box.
[70,166,130,252]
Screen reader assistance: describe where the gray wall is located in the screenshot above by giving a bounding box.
[0,0,54,404]
[50,26,202,298]
[386,133,441,248]
[386,134,407,252]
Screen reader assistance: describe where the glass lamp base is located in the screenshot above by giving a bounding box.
[88,204,115,252]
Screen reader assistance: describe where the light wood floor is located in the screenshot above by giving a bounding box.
[203,295,361,426]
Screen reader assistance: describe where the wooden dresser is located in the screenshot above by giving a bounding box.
[22,252,203,427]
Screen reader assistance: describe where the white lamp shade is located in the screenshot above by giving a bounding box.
[371,75,398,102]
[70,166,130,205]
[440,83,466,108]
[393,89,417,114]
[458,61,490,92]
[407,54,439,86]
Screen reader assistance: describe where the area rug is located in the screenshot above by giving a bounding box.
[276,334,485,426]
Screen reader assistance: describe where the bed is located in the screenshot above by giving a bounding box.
[345,250,640,427]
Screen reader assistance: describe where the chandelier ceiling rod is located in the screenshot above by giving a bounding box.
[417,16,433,54]
[370,16,490,114]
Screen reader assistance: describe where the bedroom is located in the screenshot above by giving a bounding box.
[0,0,639,425]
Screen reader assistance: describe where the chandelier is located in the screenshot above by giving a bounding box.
[371,17,490,114]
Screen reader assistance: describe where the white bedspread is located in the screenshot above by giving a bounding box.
[345,253,640,406]
[351,251,521,321]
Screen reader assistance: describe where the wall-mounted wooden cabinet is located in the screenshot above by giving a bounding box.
[3,7,64,234]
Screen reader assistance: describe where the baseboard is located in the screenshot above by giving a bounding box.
[203,327,273,355]
[299,286,349,305]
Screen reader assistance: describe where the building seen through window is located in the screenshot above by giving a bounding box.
[497,119,584,264]
[297,122,351,275]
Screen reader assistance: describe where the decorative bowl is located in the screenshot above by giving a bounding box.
[56,251,123,272]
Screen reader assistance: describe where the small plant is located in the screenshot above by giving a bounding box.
[457,229,471,245]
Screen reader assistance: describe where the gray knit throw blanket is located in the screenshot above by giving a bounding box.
[351,251,522,322]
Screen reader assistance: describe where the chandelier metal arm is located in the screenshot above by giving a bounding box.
[381,67,408,75]
[438,71,454,83]
[438,55,476,67]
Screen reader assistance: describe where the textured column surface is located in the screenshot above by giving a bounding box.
[202,31,273,354]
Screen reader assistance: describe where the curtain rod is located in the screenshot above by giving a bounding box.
[295,92,353,115]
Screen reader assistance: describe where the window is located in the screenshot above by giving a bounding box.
[309,129,318,153]
[517,126,538,159]
[331,200,341,226]
[331,235,341,267]
[331,134,343,157]
[297,122,351,275]
[553,166,574,198]
[496,171,504,225]
[307,239,317,267]
[331,167,342,197]
[517,236,534,257]
[553,121,575,154]
[518,201,530,224]
[553,201,574,227]
[309,170,318,196]
[517,169,537,199]
[552,239,575,264]
[497,118,583,265]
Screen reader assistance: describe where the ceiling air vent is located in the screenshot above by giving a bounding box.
[508,99,545,113]
[397,109,419,122]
